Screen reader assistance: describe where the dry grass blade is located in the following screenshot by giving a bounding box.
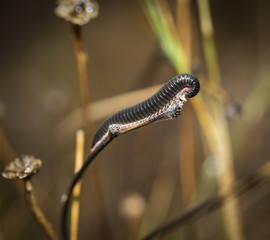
[177,1,197,237]
[142,161,270,240]
[197,0,244,239]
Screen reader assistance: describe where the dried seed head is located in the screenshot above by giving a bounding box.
[55,0,99,26]
[2,155,42,180]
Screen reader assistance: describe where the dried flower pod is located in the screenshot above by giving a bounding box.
[2,155,42,180]
[55,0,99,26]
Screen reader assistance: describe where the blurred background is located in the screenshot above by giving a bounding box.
[1,0,270,240]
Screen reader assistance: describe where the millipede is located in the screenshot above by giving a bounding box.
[61,73,200,240]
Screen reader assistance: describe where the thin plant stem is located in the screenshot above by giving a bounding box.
[24,178,59,240]
[197,0,221,84]
[70,130,85,240]
[155,0,189,73]
[139,0,189,73]
[139,0,219,155]
[1,128,60,239]
[176,0,196,206]
[72,24,92,137]
[197,1,244,239]
[141,161,270,240]
[177,1,197,238]
[176,0,192,65]
[71,24,112,239]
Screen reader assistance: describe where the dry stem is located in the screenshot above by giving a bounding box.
[72,25,91,136]
[24,179,59,240]
[71,24,111,239]
[197,0,244,239]
[70,130,85,240]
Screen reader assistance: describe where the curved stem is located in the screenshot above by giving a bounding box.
[61,139,112,240]
[141,161,270,240]
[24,179,59,240]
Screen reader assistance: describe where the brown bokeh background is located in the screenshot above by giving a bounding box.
[1,0,270,240]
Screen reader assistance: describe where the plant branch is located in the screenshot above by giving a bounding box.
[24,178,59,240]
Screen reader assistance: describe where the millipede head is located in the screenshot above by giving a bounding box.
[183,74,200,98]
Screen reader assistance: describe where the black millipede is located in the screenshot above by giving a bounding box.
[61,73,200,240]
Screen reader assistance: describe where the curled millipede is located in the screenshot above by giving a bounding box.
[91,73,200,151]
[61,73,200,240]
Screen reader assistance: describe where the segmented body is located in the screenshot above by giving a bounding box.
[91,73,200,152]
[62,73,200,240]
